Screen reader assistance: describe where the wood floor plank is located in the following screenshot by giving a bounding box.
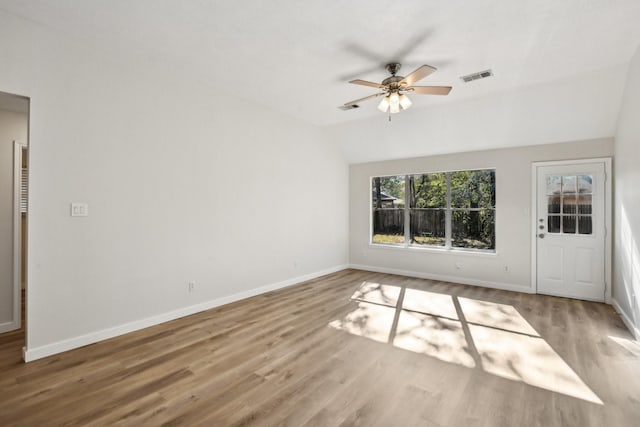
[1,269,639,426]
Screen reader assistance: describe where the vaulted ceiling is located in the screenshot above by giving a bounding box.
[0,0,639,129]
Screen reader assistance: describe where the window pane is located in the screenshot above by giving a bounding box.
[372,176,405,244]
[372,208,405,244]
[578,216,592,234]
[410,209,445,246]
[451,209,495,250]
[562,176,576,194]
[578,195,592,214]
[451,170,495,208]
[563,215,576,233]
[578,175,592,193]
[548,215,561,233]
[409,173,446,208]
[547,196,561,214]
[372,176,404,208]
[546,175,561,195]
[563,195,577,214]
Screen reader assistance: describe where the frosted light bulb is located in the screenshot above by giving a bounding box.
[378,96,390,112]
[389,92,400,107]
[399,94,412,110]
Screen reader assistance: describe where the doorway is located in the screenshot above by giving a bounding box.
[0,91,29,345]
[531,159,611,302]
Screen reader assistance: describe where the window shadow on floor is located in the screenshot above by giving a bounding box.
[329,280,603,404]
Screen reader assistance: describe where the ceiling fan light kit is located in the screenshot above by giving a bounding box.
[341,62,452,120]
[388,92,401,114]
[399,93,412,109]
[377,96,390,112]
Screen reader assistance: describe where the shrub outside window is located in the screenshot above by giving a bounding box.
[371,169,495,251]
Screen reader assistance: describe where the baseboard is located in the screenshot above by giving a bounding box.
[612,298,640,340]
[0,320,19,334]
[349,263,534,294]
[24,264,349,362]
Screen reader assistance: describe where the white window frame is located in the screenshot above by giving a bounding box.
[370,168,496,253]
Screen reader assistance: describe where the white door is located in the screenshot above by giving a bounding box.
[535,161,607,302]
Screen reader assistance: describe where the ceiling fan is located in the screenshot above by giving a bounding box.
[340,63,452,119]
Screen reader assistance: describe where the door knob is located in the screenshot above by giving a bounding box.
[538,233,545,239]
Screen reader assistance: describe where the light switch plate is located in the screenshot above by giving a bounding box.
[71,202,89,217]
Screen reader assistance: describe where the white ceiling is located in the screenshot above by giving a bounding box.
[0,0,639,127]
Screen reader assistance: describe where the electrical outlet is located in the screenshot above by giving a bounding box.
[503,265,509,272]
[70,202,89,217]
[188,281,195,292]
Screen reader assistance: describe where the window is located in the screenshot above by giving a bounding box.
[546,174,592,235]
[371,169,495,251]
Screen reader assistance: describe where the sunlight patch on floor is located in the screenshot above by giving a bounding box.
[329,281,604,405]
[351,281,401,307]
[393,309,475,368]
[328,301,395,344]
[470,324,602,404]
[458,297,538,336]
[403,289,459,319]
[608,335,640,356]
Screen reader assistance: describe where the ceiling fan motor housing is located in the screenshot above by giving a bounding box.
[381,75,405,90]
[383,64,405,92]
[385,62,402,76]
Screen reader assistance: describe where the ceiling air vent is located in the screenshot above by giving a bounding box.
[460,69,493,83]
[338,104,360,111]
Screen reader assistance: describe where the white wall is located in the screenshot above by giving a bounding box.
[0,108,28,329]
[350,139,613,292]
[0,11,349,360]
[613,46,640,339]
[328,65,626,164]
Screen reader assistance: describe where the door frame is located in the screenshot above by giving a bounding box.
[530,158,612,303]
[0,141,27,334]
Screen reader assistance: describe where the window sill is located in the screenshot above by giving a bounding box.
[368,242,498,257]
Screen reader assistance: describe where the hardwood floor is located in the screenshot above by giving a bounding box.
[1,270,639,426]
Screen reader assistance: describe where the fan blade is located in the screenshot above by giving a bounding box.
[349,79,385,89]
[400,65,437,86]
[409,86,452,95]
[343,92,386,106]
